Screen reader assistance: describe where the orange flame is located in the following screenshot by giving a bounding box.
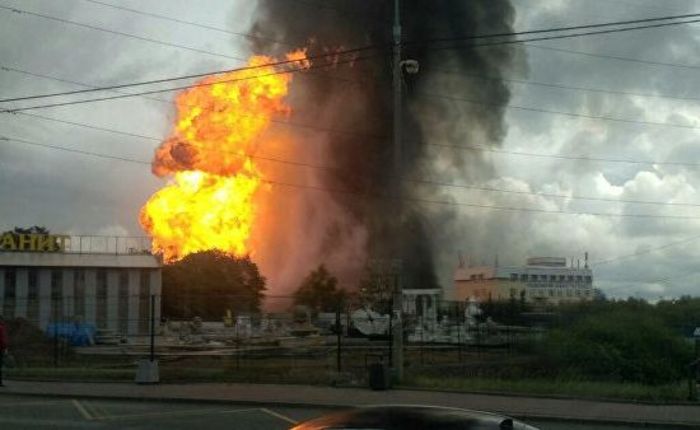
[139,50,309,263]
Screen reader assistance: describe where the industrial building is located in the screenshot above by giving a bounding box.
[0,232,161,335]
[453,256,594,304]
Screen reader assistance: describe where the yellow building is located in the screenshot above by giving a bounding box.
[452,256,594,304]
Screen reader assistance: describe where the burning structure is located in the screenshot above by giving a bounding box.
[139,1,524,297]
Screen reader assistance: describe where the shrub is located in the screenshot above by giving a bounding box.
[543,310,692,385]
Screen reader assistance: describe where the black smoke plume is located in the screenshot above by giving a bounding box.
[249,1,524,292]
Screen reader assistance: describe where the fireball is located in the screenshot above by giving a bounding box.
[140,50,309,263]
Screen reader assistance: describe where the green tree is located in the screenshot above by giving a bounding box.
[162,250,265,319]
[543,310,692,384]
[293,265,346,313]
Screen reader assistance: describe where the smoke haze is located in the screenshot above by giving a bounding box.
[248,0,525,295]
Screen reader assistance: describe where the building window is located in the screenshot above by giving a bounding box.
[74,269,86,321]
[548,289,554,297]
[510,273,517,281]
[118,270,129,334]
[559,275,565,281]
[50,270,62,321]
[96,269,108,329]
[138,270,151,334]
[567,275,574,282]
[27,269,39,323]
[576,275,582,282]
[549,275,556,281]
[520,274,528,281]
[477,274,484,280]
[3,269,16,318]
[585,276,592,283]
[470,275,476,281]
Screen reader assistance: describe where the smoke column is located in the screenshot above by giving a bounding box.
[248,1,525,295]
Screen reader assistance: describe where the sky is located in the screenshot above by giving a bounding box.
[1,0,700,300]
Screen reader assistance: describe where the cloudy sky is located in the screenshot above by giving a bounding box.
[1,0,700,300]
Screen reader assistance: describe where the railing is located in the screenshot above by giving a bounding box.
[62,235,152,255]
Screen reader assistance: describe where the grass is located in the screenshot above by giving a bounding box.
[403,375,691,402]
[7,366,693,403]
[5,363,343,385]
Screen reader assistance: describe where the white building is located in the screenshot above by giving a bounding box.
[453,256,594,304]
[0,232,161,335]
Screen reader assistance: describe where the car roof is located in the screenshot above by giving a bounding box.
[291,405,524,430]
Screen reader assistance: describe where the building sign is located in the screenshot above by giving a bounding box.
[0,232,69,252]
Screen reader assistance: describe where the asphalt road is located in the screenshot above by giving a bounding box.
[0,394,681,429]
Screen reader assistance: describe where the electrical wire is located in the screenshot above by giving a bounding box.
[0,47,377,104]
[526,43,700,71]
[4,9,700,105]
[418,90,700,132]
[591,234,700,266]
[406,11,700,46]
[6,63,700,171]
[4,135,700,221]
[0,52,382,113]
[430,67,700,102]
[81,0,288,46]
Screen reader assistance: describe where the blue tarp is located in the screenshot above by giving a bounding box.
[46,323,96,346]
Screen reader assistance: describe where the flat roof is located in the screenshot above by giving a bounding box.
[0,252,161,268]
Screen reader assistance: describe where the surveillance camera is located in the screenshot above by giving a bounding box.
[401,59,420,75]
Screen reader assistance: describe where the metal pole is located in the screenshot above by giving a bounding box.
[149,294,155,362]
[391,0,404,383]
[336,309,342,372]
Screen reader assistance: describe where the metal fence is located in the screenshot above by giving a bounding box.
[1,294,552,387]
[62,235,152,255]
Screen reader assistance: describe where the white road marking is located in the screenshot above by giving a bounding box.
[0,399,69,408]
[260,407,299,424]
[72,399,94,421]
[99,406,260,420]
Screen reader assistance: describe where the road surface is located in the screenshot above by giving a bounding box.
[0,394,679,429]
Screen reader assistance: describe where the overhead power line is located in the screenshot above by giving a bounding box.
[1,66,373,140]
[81,0,288,46]
[409,11,700,46]
[12,89,700,170]
[9,88,700,172]
[0,52,381,113]
[0,135,150,165]
[8,80,700,175]
[591,234,700,266]
[431,67,700,102]
[525,43,700,71]
[4,135,700,220]
[419,90,700,132]
[428,141,700,167]
[0,49,377,104]
[3,10,700,106]
[0,4,251,62]
[10,109,700,208]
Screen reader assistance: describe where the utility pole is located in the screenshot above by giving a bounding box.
[391,0,404,383]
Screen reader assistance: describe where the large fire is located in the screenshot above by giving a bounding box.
[140,51,310,263]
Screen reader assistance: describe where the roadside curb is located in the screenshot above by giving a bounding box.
[1,384,698,428]
[395,384,700,407]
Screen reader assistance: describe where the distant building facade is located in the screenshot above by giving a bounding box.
[453,256,594,304]
[0,232,161,335]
